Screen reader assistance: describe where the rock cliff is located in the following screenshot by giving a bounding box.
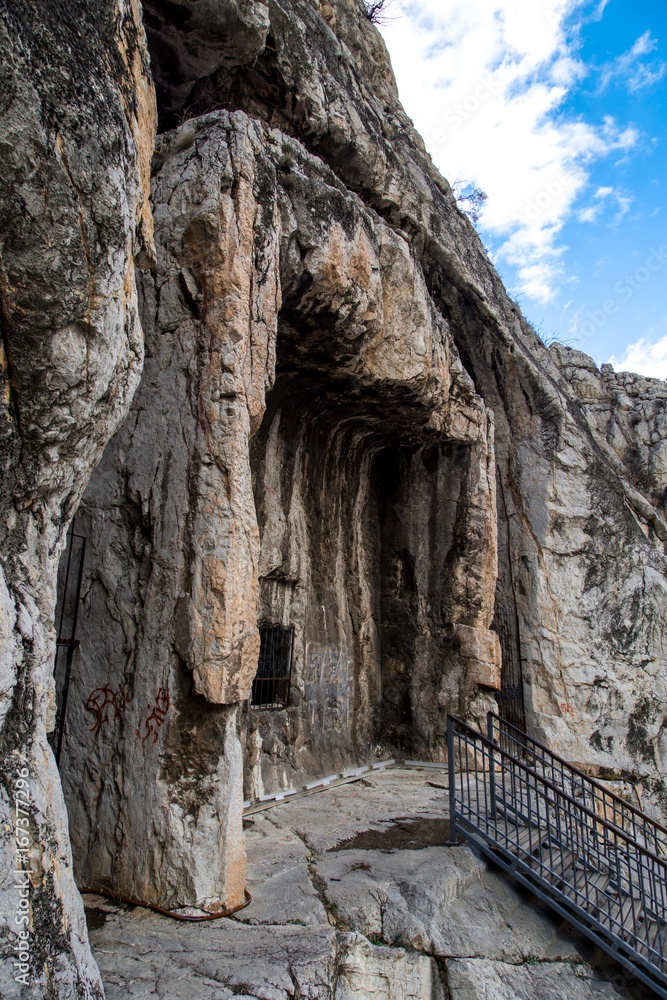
[551,343,667,516]
[61,108,497,912]
[1,0,667,996]
[0,2,156,995]
[134,0,667,824]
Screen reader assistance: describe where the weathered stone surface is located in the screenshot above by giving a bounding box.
[60,104,499,913]
[246,768,452,853]
[88,770,646,1000]
[143,0,271,130]
[90,900,336,1000]
[500,344,667,817]
[551,344,667,517]
[127,0,667,819]
[5,0,667,990]
[319,846,581,962]
[237,813,327,927]
[264,772,579,966]
[0,0,155,996]
[446,957,630,999]
[336,932,446,1000]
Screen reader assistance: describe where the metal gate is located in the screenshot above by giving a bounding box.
[251,623,294,709]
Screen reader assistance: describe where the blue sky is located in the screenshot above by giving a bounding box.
[380,0,667,377]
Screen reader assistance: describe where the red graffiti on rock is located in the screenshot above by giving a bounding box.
[85,684,132,735]
[137,687,170,745]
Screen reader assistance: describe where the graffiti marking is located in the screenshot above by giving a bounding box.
[137,687,170,745]
[85,683,132,736]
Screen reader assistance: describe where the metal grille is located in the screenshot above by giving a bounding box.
[50,526,86,766]
[251,623,294,709]
[492,600,526,731]
[448,712,667,999]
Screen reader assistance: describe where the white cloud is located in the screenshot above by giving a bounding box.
[578,205,599,223]
[380,0,640,304]
[599,30,666,92]
[590,0,611,21]
[577,185,633,224]
[517,260,564,302]
[613,192,633,223]
[609,335,667,380]
[551,56,587,85]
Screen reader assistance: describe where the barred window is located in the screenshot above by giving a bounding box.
[251,623,294,709]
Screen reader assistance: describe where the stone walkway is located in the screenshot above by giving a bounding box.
[88,769,654,999]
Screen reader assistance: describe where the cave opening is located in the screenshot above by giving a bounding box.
[244,330,478,796]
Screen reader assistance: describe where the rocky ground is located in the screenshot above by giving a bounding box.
[86,768,653,999]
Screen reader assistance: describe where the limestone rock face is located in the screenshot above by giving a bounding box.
[87,770,641,1000]
[551,344,667,515]
[335,932,446,1000]
[446,958,628,999]
[0,1,155,997]
[54,0,667,933]
[127,0,667,813]
[510,345,667,814]
[6,0,667,990]
[61,108,499,906]
[190,0,667,816]
[142,0,271,128]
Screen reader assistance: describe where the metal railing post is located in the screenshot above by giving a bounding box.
[53,529,86,767]
[487,712,497,820]
[448,715,457,845]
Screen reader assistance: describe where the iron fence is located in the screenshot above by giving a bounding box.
[487,712,667,860]
[448,713,667,999]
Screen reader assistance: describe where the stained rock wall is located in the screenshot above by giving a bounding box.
[455,320,667,818]
[61,108,499,906]
[551,343,667,515]
[4,0,667,994]
[149,0,667,818]
[541,345,667,805]
[0,0,155,996]
[59,0,667,927]
[121,0,667,814]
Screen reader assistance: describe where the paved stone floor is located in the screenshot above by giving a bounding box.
[88,769,656,999]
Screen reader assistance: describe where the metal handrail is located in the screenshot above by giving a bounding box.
[448,713,667,999]
[487,711,667,867]
[449,715,667,870]
[488,711,667,839]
